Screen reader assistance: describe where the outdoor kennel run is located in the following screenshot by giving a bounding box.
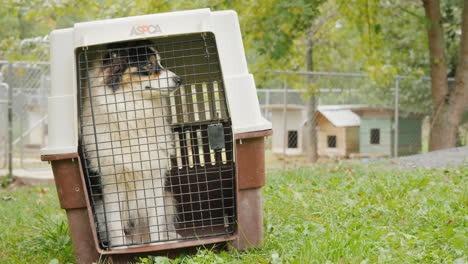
[41,9,271,264]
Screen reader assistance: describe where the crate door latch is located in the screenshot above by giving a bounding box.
[208,124,225,151]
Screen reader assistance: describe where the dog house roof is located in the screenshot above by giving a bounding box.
[318,109,360,127]
[299,105,365,127]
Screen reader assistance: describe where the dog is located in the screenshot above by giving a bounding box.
[80,40,181,247]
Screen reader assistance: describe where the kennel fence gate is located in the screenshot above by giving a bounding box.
[78,33,237,248]
[41,9,272,263]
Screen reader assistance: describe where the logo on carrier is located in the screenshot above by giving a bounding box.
[130,24,162,36]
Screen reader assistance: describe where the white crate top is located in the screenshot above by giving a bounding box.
[42,9,271,155]
[73,9,211,48]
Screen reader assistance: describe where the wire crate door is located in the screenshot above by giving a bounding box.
[78,32,236,249]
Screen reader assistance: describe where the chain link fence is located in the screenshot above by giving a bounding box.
[258,71,458,168]
[0,37,463,174]
[0,37,50,175]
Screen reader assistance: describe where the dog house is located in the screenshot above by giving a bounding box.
[41,9,271,264]
[262,104,307,155]
[353,107,423,156]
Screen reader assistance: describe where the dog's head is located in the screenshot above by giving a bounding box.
[102,40,181,96]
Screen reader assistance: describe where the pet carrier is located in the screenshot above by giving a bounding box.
[41,8,271,264]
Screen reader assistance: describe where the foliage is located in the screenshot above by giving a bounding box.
[1,164,466,263]
[284,0,462,114]
[0,0,324,74]
[21,213,73,263]
[337,0,463,77]
[237,0,323,60]
[1,0,461,92]
[0,174,15,188]
[0,0,462,71]
[0,36,49,61]
[0,185,75,263]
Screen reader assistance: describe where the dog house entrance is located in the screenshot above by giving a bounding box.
[77,33,236,249]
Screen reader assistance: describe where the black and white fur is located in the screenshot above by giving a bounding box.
[81,41,181,247]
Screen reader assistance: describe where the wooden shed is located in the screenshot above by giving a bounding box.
[353,107,423,156]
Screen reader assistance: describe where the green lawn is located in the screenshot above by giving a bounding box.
[0,164,466,263]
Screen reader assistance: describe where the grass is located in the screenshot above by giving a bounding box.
[0,163,466,263]
[0,185,74,263]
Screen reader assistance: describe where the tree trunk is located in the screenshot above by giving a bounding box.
[423,0,468,150]
[450,1,468,143]
[306,28,318,163]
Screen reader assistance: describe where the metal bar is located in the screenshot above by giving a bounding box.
[264,90,270,117]
[275,70,369,77]
[194,84,206,121]
[282,80,288,170]
[215,82,227,120]
[0,82,9,170]
[165,97,173,124]
[184,85,195,122]
[6,64,13,177]
[3,60,50,66]
[174,88,184,124]
[275,70,456,81]
[40,75,48,147]
[20,99,24,169]
[258,88,350,94]
[394,78,400,158]
[11,115,48,146]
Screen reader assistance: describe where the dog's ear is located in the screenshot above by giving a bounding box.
[103,50,128,91]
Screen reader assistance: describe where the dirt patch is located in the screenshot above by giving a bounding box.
[388,146,468,169]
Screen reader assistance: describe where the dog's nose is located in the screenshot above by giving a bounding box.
[174,75,182,87]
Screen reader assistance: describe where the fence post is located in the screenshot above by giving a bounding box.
[264,90,270,118]
[394,77,400,157]
[40,75,48,147]
[7,63,13,177]
[307,94,318,163]
[282,80,288,170]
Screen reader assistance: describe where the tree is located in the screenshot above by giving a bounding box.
[234,0,324,163]
[303,6,340,162]
[337,0,466,150]
[422,0,468,150]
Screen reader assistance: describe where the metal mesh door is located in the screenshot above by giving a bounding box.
[77,32,236,249]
